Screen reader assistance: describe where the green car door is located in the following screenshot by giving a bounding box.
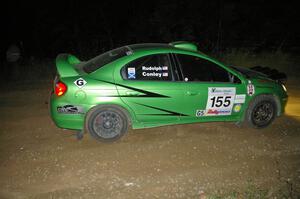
[173,53,248,122]
[115,53,186,125]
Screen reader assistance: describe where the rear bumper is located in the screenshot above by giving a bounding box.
[49,93,85,130]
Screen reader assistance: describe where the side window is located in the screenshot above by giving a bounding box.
[176,54,231,82]
[122,54,173,81]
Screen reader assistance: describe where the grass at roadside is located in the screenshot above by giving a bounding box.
[206,179,298,199]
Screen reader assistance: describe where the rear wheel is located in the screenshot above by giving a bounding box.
[245,95,277,128]
[85,105,129,142]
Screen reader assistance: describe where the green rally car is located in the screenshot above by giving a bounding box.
[49,41,288,142]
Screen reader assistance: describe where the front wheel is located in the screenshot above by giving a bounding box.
[85,105,129,142]
[244,95,277,128]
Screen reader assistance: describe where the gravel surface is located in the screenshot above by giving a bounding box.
[0,80,299,198]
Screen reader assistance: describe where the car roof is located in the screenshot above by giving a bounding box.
[127,43,176,51]
[127,42,206,56]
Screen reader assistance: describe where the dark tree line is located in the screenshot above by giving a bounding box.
[2,1,299,60]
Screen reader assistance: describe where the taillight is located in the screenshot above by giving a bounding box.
[55,81,67,96]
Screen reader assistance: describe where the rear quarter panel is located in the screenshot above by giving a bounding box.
[50,73,137,130]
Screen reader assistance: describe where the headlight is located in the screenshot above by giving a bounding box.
[281,84,287,92]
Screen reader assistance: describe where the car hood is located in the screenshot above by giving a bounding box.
[232,66,268,79]
[232,66,287,85]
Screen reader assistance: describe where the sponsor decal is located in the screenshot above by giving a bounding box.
[206,87,236,116]
[234,94,246,103]
[233,104,242,112]
[128,67,136,79]
[74,78,87,88]
[126,51,133,56]
[206,109,231,115]
[207,109,218,115]
[162,66,168,70]
[141,66,168,71]
[209,87,235,95]
[142,71,163,78]
[141,65,169,78]
[247,83,255,96]
[57,105,84,114]
[196,110,206,117]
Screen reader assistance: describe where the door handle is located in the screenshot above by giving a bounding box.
[186,91,197,96]
[125,91,140,96]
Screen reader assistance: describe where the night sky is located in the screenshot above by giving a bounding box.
[2,1,299,60]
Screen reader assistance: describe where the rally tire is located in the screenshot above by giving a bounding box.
[244,95,277,128]
[85,105,129,142]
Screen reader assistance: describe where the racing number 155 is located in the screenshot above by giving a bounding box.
[210,96,232,107]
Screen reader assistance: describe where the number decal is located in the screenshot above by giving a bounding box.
[210,96,215,107]
[210,96,232,108]
[223,96,232,107]
[205,87,236,116]
[215,96,223,107]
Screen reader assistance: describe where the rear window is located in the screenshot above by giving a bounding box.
[83,46,133,73]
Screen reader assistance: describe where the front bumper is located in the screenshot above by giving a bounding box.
[281,96,288,115]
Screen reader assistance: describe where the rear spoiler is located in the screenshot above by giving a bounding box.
[55,54,81,77]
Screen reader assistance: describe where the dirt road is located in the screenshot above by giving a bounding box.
[0,80,299,198]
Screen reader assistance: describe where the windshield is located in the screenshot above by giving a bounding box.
[82,46,133,73]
